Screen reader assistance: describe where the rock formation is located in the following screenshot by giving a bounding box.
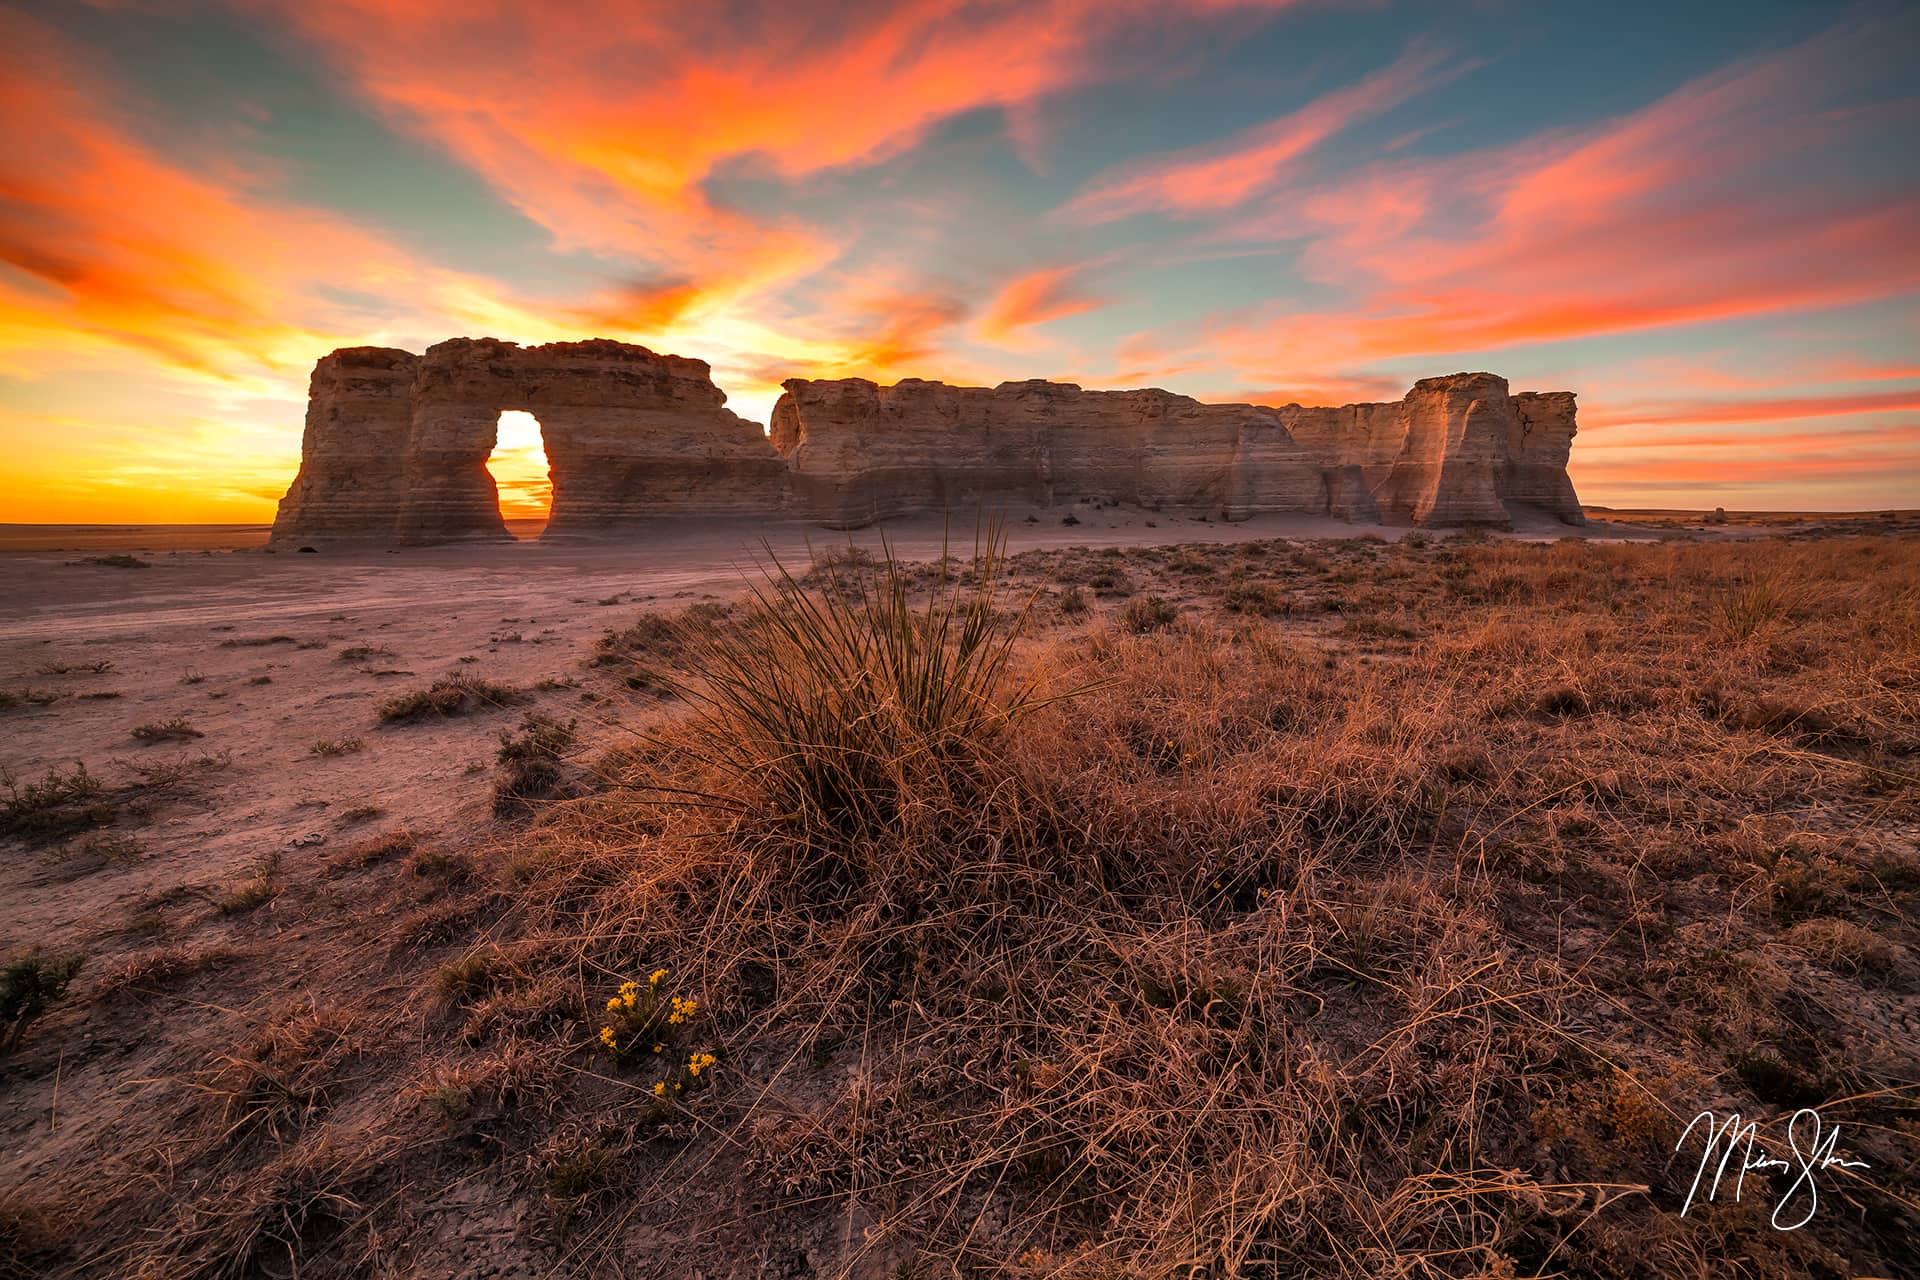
[272,338,785,545]
[770,370,1585,529]
[270,337,1584,546]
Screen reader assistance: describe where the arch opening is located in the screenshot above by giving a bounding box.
[487,410,551,538]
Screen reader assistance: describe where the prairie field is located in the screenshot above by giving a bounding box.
[2,524,1917,1278]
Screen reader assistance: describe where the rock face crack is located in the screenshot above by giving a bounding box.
[270,338,1584,545]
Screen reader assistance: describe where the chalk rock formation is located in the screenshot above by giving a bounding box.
[270,347,420,544]
[772,371,1584,529]
[271,338,784,546]
[769,378,1326,528]
[273,338,1585,545]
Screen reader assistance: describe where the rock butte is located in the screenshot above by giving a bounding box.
[269,337,1583,546]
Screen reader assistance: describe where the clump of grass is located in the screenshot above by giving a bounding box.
[1220,581,1287,616]
[308,737,365,757]
[493,713,577,816]
[0,688,61,711]
[1712,569,1801,641]
[79,553,149,568]
[0,763,115,839]
[379,673,521,723]
[98,944,240,998]
[216,855,282,916]
[1057,584,1089,616]
[659,529,1050,850]
[1120,594,1178,631]
[131,717,203,743]
[2,953,82,1054]
[218,634,298,648]
[37,659,114,675]
[337,645,394,663]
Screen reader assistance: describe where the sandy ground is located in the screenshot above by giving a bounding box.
[2,506,1667,952]
[5,503,1917,1276]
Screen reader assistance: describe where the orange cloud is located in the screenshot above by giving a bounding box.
[1583,389,1920,430]
[974,265,1107,345]
[268,1,1303,296]
[1203,13,1920,375]
[1066,42,1456,222]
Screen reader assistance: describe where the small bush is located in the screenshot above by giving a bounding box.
[218,634,297,648]
[2,953,82,1053]
[1120,595,1178,632]
[309,737,365,757]
[81,554,149,569]
[131,718,204,743]
[493,713,578,816]
[1058,585,1089,616]
[379,674,521,723]
[0,763,115,840]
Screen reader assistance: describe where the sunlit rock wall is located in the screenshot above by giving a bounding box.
[272,341,1584,545]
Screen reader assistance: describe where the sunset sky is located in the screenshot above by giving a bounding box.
[3,1,1916,522]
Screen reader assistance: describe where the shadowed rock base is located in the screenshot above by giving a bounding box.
[270,338,1584,546]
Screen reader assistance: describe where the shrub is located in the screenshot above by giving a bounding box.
[309,737,365,757]
[1,954,82,1054]
[1120,594,1178,632]
[131,718,203,743]
[493,713,577,816]
[379,674,520,723]
[0,763,115,840]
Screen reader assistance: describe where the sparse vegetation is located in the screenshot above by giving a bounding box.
[378,673,521,722]
[1120,592,1178,630]
[215,854,282,915]
[131,717,204,742]
[492,713,577,815]
[308,736,365,757]
[0,762,113,839]
[1,953,82,1053]
[13,529,1920,1277]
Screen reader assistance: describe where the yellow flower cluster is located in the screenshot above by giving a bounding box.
[687,1051,717,1078]
[606,979,640,1012]
[666,995,697,1025]
[652,1081,668,1097]
[598,1026,617,1049]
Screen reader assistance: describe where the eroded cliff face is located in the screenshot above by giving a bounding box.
[271,340,1584,545]
[773,371,1585,530]
[270,338,786,546]
[769,378,1327,529]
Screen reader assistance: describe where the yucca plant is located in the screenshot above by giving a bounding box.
[656,524,1053,848]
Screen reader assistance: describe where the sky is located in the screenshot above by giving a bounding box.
[2,0,1916,522]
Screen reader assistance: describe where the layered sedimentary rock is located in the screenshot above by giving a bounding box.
[271,337,1584,545]
[768,378,1326,528]
[272,338,785,546]
[270,347,420,544]
[771,371,1584,529]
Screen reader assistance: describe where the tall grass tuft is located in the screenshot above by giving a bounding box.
[659,526,1050,850]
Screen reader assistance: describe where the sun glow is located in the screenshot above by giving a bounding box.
[488,410,551,521]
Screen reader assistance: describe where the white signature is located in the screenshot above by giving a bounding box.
[1675,1108,1871,1230]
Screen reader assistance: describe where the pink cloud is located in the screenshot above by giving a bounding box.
[1064,42,1458,223]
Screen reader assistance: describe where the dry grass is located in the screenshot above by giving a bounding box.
[15,530,1918,1278]
[377,673,521,723]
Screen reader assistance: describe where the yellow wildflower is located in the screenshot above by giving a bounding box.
[652,1082,667,1098]
[606,996,622,1011]
[598,1026,617,1049]
[649,968,668,985]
